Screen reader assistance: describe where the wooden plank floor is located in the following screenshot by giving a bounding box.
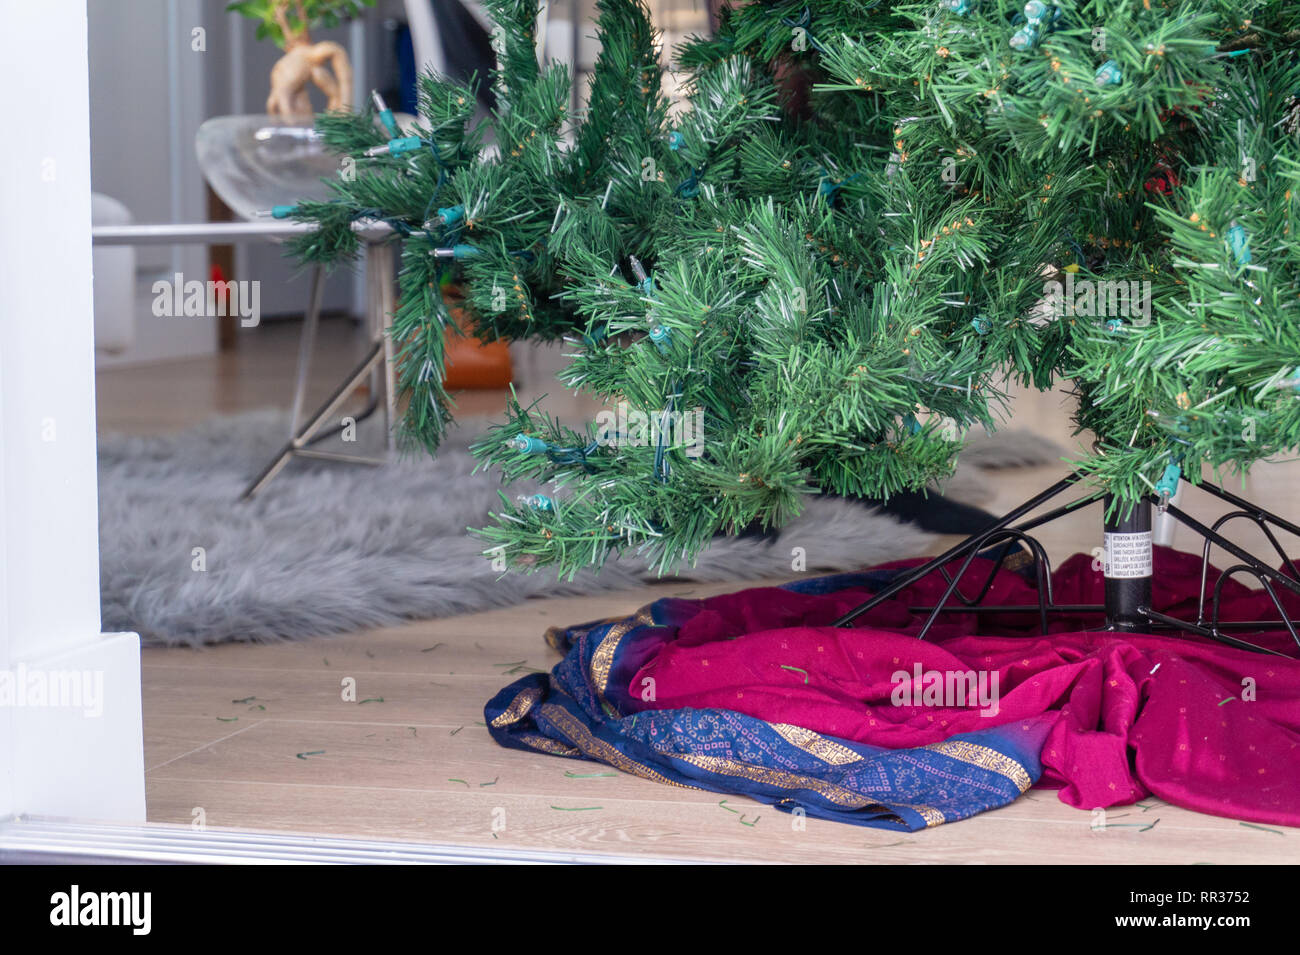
[140,580,1300,863]
[102,317,1300,863]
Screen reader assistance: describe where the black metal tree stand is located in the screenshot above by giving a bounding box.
[831,473,1300,657]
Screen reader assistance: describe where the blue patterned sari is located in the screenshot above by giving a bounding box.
[486,569,1045,831]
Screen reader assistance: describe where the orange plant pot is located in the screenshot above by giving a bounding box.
[441,288,513,390]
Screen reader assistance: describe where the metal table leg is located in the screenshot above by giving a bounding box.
[240,240,397,499]
[288,265,326,434]
[376,242,399,451]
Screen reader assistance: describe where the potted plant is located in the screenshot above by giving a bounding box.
[227,0,375,117]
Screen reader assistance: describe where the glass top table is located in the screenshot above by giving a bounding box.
[195,114,346,222]
[189,113,411,495]
[195,112,416,222]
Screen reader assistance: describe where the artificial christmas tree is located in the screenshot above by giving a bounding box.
[808,0,1300,647]
[285,0,667,453]
[272,0,1300,833]
[286,0,1300,648]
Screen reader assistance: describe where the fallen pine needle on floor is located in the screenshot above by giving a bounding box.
[1240,821,1284,835]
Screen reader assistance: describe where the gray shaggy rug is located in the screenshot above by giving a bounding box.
[97,410,1062,646]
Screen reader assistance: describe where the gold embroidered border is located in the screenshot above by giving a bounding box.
[545,615,627,651]
[672,752,893,811]
[490,686,543,728]
[914,805,946,827]
[539,704,703,791]
[539,707,908,825]
[589,609,655,704]
[517,732,580,757]
[768,723,864,766]
[923,739,1032,792]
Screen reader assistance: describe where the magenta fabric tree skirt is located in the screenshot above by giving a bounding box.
[489,547,1300,828]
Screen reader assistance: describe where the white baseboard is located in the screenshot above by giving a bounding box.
[4,632,145,822]
[0,817,704,865]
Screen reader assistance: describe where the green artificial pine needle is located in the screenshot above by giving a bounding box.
[280,0,1300,581]
[1239,821,1285,836]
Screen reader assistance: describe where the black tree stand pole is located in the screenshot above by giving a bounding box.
[831,471,1300,656]
[1102,496,1152,633]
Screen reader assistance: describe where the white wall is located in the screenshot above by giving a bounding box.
[90,0,217,367]
[0,0,145,822]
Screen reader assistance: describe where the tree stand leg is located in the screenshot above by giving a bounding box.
[1103,496,1153,633]
[830,472,1299,654]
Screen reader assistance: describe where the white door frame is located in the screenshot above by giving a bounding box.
[0,0,145,822]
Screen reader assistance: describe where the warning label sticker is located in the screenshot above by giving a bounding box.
[1103,531,1153,579]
